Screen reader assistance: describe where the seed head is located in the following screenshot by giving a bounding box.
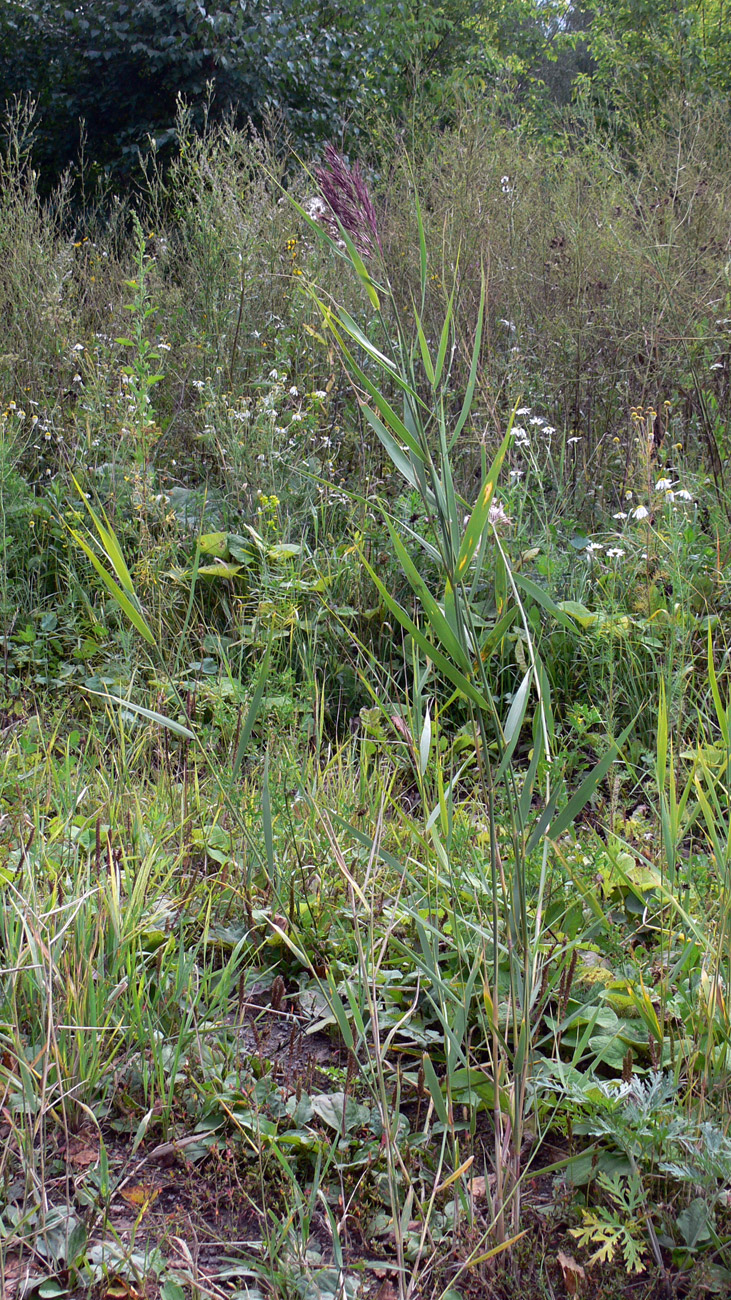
[313,145,381,258]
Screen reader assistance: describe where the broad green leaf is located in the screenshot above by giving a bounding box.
[198,531,229,557]
[556,599,598,628]
[267,543,302,562]
[197,563,243,579]
[310,1091,370,1133]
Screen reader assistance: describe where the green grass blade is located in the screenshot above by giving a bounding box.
[67,526,155,645]
[361,556,490,711]
[230,633,273,783]
[515,575,581,633]
[455,426,512,582]
[385,518,469,669]
[450,272,485,448]
[359,401,420,490]
[433,288,454,390]
[414,185,428,300]
[72,475,135,594]
[334,220,381,310]
[84,690,195,739]
[414,306,435,385]
[543,719,635,845]
[708,628,729,747]
[495,669,532,782]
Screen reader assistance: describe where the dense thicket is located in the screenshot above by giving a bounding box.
[3,0,728,187]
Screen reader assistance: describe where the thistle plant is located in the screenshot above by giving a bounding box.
[288,149,629,1259]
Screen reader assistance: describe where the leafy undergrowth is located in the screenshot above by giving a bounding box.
[1,718,731,1299]
[2,95,731,1300]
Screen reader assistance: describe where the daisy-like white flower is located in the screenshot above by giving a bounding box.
[606,547,625,558]
[567,435,581,445]
[632,505,650,521]
[654,477,673,492]
[675,488,693,501]
[586,541,604,553]
[530,415,544,426]
[613,511,628,520]
[515,406,531,416]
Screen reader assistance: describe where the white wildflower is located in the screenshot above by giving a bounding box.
[489,501,512,529]
[632,505,650,521]
[654,477,673,492]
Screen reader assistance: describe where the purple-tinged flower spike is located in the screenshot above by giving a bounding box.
[313,144,382,258]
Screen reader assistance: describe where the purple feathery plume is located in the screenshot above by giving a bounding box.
[313,144,382,258]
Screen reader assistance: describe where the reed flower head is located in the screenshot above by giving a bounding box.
[314,145,382,258]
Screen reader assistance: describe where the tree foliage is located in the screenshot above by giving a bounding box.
[582,0,731,123]
[0,0,729,186]
[0,0,410,180]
